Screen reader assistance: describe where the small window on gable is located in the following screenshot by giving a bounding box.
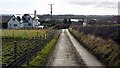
[10,24,11,26]
[28,18,30,20]
[12,18,15,21]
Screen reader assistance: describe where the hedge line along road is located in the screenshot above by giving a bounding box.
[46,29,104,67]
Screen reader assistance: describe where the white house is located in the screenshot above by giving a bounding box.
[20,14,33,28]
[8,15,21,29]
[7,10,41,29]
[32,10,40,28]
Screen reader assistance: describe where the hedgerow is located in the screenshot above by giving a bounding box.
[69,28,120,66]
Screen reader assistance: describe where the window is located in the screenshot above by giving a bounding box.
[25,20,28,23]
[28,18,30,20]
[12,18,15,21]
[28,23,31,26]
[10,24,11,26]
[14,24,17,26]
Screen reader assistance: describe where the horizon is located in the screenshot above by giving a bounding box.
[0,13,118,16]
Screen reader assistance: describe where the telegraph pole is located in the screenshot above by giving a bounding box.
[48,4,54,22]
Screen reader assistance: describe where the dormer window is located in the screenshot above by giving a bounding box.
[12,18,15,21]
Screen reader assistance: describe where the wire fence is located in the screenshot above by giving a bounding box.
[2,30,55,67]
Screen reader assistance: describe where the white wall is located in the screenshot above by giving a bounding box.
[83,22,87,26]
[33,20,40,28]
[8,16,21,29]
[20,23,28,28]
[23,15,33,28]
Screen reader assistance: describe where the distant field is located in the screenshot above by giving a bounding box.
[2,29,46,38]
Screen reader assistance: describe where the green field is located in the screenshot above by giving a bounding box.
[2,29,46,38]
[2,29,49,65]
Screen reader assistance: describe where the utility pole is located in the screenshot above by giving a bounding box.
[48,4,54,22]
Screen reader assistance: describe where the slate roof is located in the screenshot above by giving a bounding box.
[0,14,40,24]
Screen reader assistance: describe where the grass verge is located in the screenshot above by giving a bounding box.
[23,32,60,67]
[69,28,120,67]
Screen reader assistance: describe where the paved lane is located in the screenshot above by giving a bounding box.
[47,29,84,66]
[66,29,104,67]
[47,29,104,67]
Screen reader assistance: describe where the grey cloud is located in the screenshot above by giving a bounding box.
[68,1,97,5]
[67,1,118,8]
[99,2,116,5]
[96,2,118,8]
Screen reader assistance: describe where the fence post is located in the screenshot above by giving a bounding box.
[37,31,38,37]
[12,30,14,38]
[46,32,49,38]
[44,34,46,40]
[34,36,38,47]
[14,41,17,62]
[39,35,41,41]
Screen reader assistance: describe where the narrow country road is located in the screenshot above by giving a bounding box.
[47,29,104,67]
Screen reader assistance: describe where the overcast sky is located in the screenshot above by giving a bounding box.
[0,0,119,15]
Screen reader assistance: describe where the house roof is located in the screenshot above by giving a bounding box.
[0,15,13,23]
[14,14,23,23]
[0,14,40,24]
[28,14,39,20]
[14,14,39,20]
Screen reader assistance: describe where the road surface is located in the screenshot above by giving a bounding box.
[47,29,104,67]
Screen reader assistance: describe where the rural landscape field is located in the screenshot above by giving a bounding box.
[1,22,120,67]
[1,0,120,68]
[2,29,59,66]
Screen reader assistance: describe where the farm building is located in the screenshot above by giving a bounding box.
[1,10,41,29]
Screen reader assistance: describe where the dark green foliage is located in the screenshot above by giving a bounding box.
[63,18,72,24]
[63,18,67,24]
[71,25,120,44]
[68,18,72,24]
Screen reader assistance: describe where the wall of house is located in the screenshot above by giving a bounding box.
[22,15,33,28]
[8,16,21,29]
[33,20,40,28]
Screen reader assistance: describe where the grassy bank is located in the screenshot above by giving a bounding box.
[25,32,60,67]
[69,28,120,66]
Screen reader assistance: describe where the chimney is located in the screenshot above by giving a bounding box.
[34,10,37,19]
